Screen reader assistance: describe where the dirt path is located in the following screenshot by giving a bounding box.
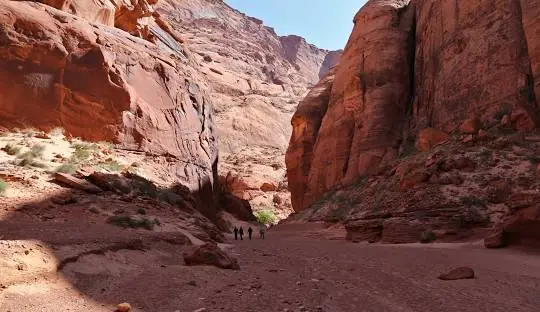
[2,224,540,312]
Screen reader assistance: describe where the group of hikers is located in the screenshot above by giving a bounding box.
[233,225,266,240]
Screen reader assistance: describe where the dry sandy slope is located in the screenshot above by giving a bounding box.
[1,224,540,312]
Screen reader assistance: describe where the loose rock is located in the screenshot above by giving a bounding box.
[438,267,475,280]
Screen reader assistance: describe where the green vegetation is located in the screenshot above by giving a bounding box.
[107,215,157,230]
[23,129,35,138]
[94,160,121,172]
[55,163,80,174]
[494,103,511,121]
[478,149,493,160]
[0,178,7,196]
[97,141,115,151]
[420,229,436,243]
[254,209,276,225]
[3,144,21,156]
[328,205,352,222]
[70,142,98,164]
[400,136,417,158]
[459,195,486,208]
[16,144,47,168]
[48,127,64,137]
[527,155,540,164]
[137,208,147,215]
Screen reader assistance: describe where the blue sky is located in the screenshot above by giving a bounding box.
[224,0,367,51]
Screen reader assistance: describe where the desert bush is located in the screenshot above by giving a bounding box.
[137,208,147,215]
[420,230,436,243]
[95,160,121,172]
[16,144,47,168]
[527,155,540,164]
[55,163,79,174]
[0,179,7,195]
[459,195,486,207]
[23,129,36,138]
[2,144,21,156]
[254,209,276,225]
[29,144,46,158]
[48,127,64,137]
[107,215,156,230]
[97,141,114,151]
[71,143,98,163]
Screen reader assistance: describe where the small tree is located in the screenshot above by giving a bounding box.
[254,209,276,225]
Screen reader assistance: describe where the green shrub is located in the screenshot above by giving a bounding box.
[3,144,21,156]
[29,144,46,158]
[254,209,276,225]
[494,104,511,121]
[527,155,540,164]
[107,215,156,230]
[459,195,486,207]
[16,145,47,168]
[23,129,36,138]
[48,127,64,137]
[137,208,147,215]
[97,141,114,151]
[0,179,7,195]
[55,163,79,174]
[71,143,98,163]
[94,160,121,172]
[420,230,436,243]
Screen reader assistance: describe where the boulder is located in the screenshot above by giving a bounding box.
[415,128,450,152]
[183,244,240,270]
[484,226,506,249]
[438,267,475,281]
[260,182,277,192]
[53,173,102,194]
[116,303,132,312]
[460,117,481,134]
[399,170,430,191]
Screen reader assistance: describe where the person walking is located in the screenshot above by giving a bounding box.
[259,224,265,239]
[247,226,253,240]
[239,226,244,240]
[233,226,238,240]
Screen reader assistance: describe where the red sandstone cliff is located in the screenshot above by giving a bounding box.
[286,0,540,247]
[155,0,341,219]
[0,0,220,220]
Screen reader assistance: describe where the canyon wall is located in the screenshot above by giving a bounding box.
[0,0,220,219]
[287,0,540,246]
[155,0,341,218]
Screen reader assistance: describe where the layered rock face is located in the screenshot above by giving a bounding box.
[0,1,219,219]
[155,0,341,218]
[17,0,158,39]
[287,0,540,246]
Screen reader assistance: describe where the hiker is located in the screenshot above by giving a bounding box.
[239,226,244,240]
[259,225,265,239]
[233,226,238,240]
[248,226,253,240]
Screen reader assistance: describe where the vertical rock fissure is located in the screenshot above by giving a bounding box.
[516,0,538,105]
[401,3,417,153]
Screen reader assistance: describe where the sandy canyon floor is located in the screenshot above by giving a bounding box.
[1,223,540,312]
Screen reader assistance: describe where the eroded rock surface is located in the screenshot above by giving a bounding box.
[0,1,219,219]
[286,0,540,247]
